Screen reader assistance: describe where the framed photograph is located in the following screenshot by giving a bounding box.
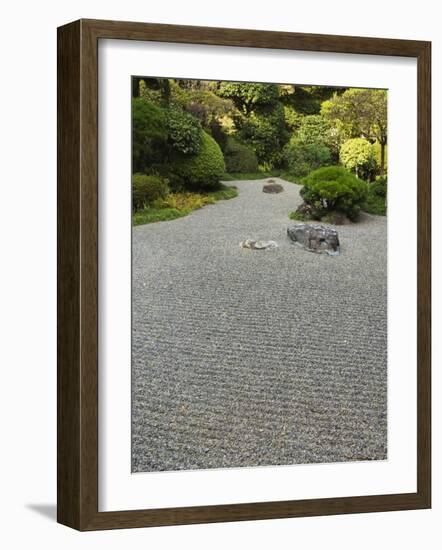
[57,19,431,530]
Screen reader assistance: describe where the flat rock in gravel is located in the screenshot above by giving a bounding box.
[263,181,284,194]
[240,239,278,250]
[287,223,340,256]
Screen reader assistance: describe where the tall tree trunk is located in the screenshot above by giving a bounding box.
[158,78,171,105]
[380,142,386,176]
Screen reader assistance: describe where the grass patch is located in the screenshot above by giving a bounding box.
[221,171,303,185]
[279,172,302,184]
[209,185,238,200]
[133,184,238,226]
[221,171,281,181]
[133,207,189,225]
[288,210,308,221]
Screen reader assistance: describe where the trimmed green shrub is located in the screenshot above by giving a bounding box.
[224,137,258,173]
[283,138,332,179]
[300,166,368,221]
[166,107,202,155]
[171,131,226,190]
[132,99,167,173]
[132,174,169,210]
[339,138,377,180]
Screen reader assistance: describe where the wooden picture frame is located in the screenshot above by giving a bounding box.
[57,18,431,531]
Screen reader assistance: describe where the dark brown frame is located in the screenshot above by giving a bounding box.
[57,18,431,531]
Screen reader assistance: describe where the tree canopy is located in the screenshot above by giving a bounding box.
[321,88,387,173]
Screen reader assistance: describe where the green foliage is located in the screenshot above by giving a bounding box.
[278,172,300,184]
[208,119,229,151]
[321,88,387,174]
[132,80,388,212]
[221,171,281,181]
[224,137,259,173]
[137,77,171,105]
[363,175,387,215]
[185,91,233,127]
[166,107,202,155]
[237,104,288,168]
[217,82,279,114]
[372,141,388,171]
[132,99,167,173]
[132,185,238,225]
[281,86,331,115]
[288,210,308,221]
[283,105,302,131]
[372,175,387,197]
[300,166,368,221]
[209,185,239,201]
[132,174,169,211]
[321,88,387,140]
[297,115,332,145]
[283,138,332,179]
[133,207,188,225]
[137,80,161,104]
[171,130,226,190]
[155,191,215,211]
[363,195,386,216]
[339,138,377,180]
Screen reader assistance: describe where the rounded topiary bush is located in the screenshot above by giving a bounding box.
[339,138,377,180]
[224,137,258,173]
[132,174,169,210]
[171,130,226,190]
[300,166,368,221]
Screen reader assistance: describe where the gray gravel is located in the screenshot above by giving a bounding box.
[132,178,387,472]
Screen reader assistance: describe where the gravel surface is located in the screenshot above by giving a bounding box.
[132,178,387,472]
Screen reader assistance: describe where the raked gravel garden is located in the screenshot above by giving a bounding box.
[131,178,387,472]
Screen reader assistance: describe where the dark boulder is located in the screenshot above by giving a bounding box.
[287,223,340,256]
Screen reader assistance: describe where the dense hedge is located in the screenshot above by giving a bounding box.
[132,99,167,173]
[284,138,332,179]
[236,104,288,169]
[224,137,258,173]
[170,131,225,190]
[300,166,368,221]
[132,174,169,210]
